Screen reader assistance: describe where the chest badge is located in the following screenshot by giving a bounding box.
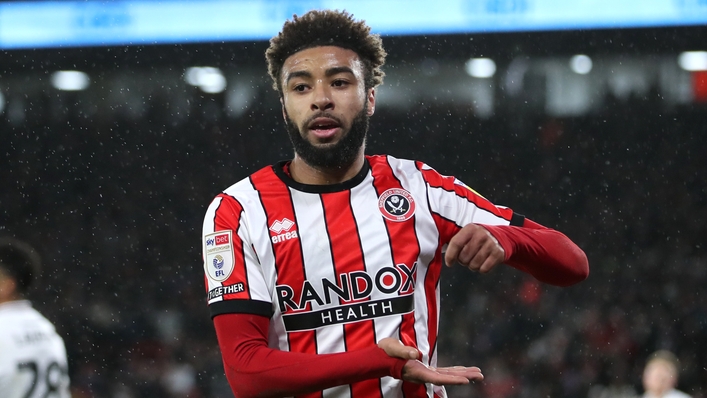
[378,188,416,222]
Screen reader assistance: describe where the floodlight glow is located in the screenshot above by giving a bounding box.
[184,66,227,93]
[51,70,90,91]
[570,55,592,74]
[0,91,4,114]
[465,58,496,78]
[678,51,707,71]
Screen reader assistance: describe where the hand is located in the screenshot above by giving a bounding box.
[444,223,505,273]
[377,338,483,385]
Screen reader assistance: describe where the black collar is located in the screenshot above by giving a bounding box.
[272,159,370,193]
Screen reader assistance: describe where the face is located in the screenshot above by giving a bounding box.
[642,360,676,394]
[280,46,376,169]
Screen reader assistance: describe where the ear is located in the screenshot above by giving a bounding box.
[366,88,376,116]
[280,97,287,121]
[0,275,18,302]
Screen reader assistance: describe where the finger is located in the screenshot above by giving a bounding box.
[427,374,471,386]
[458,238,482,270]
[389,342,418,360]
[477,237,505,273]
[378,338,419,359]
[445,225,479,266]
[435,366,484,381]
[413,365,470,385]
[477,255,498,274]
[403,348,419,360]
[468,241,495,271]
[404,361,482,385]
[436,366,482,372]
[459,225,493,268]
[478,246,504,273]
[444,240,462,267]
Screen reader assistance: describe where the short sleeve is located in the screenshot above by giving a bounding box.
[202,194,273,318]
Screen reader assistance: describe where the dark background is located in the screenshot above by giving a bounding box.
[2,25,706,397]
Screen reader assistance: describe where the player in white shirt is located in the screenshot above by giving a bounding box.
[0,237,71,398]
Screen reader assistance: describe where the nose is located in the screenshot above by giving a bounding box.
[311,82,333,111]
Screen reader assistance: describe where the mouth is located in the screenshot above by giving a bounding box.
[307,117,342,140]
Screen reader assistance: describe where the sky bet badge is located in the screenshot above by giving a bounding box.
[204,231,234,282]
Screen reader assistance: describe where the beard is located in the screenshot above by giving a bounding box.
[284,104,369,170]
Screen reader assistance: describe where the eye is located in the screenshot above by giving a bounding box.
[293,84,308,92]
[332,79,349,87]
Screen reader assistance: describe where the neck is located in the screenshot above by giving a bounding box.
[289,151,365,185]
[651,388,672,397]
[0,293,20,305]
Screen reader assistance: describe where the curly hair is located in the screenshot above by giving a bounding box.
[0,237,41,295]
[265,10,387,93]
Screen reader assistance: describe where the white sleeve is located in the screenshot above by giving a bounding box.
[202,195,273,318]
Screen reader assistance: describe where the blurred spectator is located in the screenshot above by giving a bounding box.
[642,350,691,398]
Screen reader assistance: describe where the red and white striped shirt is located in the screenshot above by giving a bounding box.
[202,154,523,397]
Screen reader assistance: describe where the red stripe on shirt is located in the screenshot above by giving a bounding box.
[423,248,442,363]
[249,168,319,397]
[428,207,463,360]
[370,156,428,398]
[431,212,462,245]
[414,162,443,390]
[321,191,383,398]
[213,194,251,300]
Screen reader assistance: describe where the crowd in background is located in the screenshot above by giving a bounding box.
[1,84,705,397]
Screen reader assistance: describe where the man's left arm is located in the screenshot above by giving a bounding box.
[444,218,589,287]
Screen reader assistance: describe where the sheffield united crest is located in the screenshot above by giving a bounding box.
[378,188,416,222]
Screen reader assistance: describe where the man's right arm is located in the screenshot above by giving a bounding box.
[213,313,483,398]
[214,312,403,397]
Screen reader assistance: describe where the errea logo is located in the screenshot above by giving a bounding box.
[269,218,294,234]
[269,218,298,244]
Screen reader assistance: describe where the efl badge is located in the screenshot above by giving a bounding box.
[204,231,234,282]
[378,188,416,222]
